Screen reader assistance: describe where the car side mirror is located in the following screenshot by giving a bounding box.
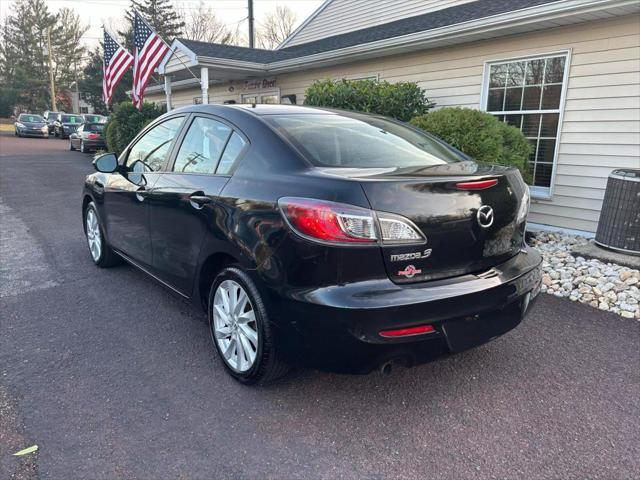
[93,153,118,173]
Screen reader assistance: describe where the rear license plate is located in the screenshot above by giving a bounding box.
[442,309,521,353]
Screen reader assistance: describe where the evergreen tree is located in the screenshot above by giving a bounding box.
[120,0,185,49]
[0,0,56,111]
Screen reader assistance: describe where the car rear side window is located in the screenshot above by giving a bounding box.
[216,132,246,175]
[173,117,232,174]
[266,114,467,168]
[126,116,184,172]
[85,124,104,133]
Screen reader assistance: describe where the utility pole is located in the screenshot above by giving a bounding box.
[248,0,254,48]
[74,59,79,113]
[47,27,56,110]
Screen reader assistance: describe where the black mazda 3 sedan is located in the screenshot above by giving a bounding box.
[82,104,542,384]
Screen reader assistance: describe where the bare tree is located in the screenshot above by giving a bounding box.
[180,1,240,45]
[257,5,296,50]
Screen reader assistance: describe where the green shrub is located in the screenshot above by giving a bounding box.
[104,101,166,155]
[304,79,434,121]
[410,108,532,183]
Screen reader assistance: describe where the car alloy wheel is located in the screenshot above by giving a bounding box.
[85,207,102,262]
[212,279,259,373]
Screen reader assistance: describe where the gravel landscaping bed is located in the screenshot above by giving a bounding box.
[529,232,640,319]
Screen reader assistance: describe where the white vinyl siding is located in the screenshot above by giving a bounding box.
[281,0,476,48]
[147,15,640,233]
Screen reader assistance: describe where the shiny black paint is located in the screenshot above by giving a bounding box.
[83,104,542,373]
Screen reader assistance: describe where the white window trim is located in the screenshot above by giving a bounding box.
[241,88,281,104]
[480,49,572,200]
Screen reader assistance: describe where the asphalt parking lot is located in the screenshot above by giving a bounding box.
[0,132,639,480]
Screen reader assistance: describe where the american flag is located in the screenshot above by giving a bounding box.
[132,11,170,109]
[102,30,133,106]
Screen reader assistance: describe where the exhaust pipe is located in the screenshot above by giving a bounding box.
[379,361,393,376]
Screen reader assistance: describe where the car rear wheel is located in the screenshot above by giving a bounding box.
[80,140,87,153]
[84,202,120,267]
[69,140,75,151]
[209,268,290,385]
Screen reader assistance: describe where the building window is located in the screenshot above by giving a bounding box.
[483,53,569,197]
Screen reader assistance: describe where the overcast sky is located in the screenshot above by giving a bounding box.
[0,0,323,48]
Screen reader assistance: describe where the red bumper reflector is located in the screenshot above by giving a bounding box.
[455,179,498,190]
[379,325,435,338]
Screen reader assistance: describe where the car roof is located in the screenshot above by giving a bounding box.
[173,103,336,118]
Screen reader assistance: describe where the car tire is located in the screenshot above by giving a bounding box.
[84,201,121,268]
[69,140,75,151]
[208,267,290,385]
[80,140,86,153]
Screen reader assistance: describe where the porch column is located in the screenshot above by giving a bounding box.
[200,67,209,104]
[164,75,172,111]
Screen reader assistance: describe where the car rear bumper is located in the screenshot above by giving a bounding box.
[83,140,106,150]
[270,246,542,373]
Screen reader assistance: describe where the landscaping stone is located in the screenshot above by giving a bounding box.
[528,231,640,320]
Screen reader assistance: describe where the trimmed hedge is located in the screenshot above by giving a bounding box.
[304,79,434,121]
[410,108,532,183]
[105,101,166,155]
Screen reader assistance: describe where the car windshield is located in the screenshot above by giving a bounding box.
[62,115,84,124]
[84,123,104,133]
[19,114,44,123]
[265,113,468,168]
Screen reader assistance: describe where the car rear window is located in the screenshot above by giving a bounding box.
[266,113,468,168]
[84,123,104,133]
[62,115,84,123]
[19,115,44,122]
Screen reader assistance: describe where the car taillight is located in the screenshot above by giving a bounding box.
[279,197,376,244]
[87,133,99,139]
[278,197,425,246]
[455,179,498,190]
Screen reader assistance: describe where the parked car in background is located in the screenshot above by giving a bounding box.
[43,110,61,134]
[14,113,48,138]
[83,114,107,124]
[53,113,85,139]
[69,123,106,153]
[81,104,541,385]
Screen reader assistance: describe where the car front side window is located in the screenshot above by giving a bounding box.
[126,116,184,173]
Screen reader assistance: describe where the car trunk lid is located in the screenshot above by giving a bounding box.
[333,162,528,283]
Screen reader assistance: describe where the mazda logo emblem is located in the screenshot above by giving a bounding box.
[477,205,494,229]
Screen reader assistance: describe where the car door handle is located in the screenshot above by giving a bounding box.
[135,187,147,202]
[189,194,211,209]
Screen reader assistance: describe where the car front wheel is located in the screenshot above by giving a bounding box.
[84,202,120,267]
[209,268,290,385]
